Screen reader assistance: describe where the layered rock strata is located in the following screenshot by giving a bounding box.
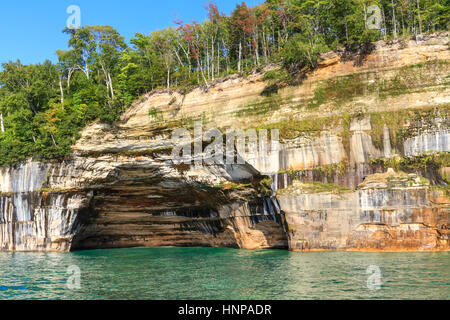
[0,33,448,252]
[279,173,449,251]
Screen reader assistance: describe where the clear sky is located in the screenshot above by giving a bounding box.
[0,0,264,65]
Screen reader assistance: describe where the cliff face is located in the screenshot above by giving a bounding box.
[279,172,449,251]
[0,33,448,252]
[0,159,287,251]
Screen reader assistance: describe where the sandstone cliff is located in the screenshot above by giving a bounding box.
[279,172,448,251]
[0,33,448,252]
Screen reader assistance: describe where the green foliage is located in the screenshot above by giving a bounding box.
[277,181,351,195]
[315,162,349,178]
[263,69,290,82]
[1,0,448,167]
[370,152,450,176]
[149,108,164,121]
[235,95,283,117]
[282,32,328,72]
[257,177,273,196]
[258,114,345,140]
[0,27,126,166]
[306,60,449,110]
[370,106,450,151]
[213,182,252,192]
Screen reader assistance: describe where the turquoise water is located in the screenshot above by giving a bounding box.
[0,248,448,300]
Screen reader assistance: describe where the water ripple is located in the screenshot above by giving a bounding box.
[0,248,448,300]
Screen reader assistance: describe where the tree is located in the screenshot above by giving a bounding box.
[0,1,448,167]
[282,30,328,72]
[230,2,257,71]
[88,25,127,99]
[150,29,178,89]
[63,27,95,80]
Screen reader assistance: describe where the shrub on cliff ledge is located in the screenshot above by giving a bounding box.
[281,33,328,73]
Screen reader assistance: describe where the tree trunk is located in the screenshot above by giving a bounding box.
[262,29,268,64]
[197,57,208,87]
[100,63,114,100]
[167,67,170,89]
[392,0,397,38]
[196,65,200,84]
[222,38,229,74]
[416,0,422,34]
[217,44,220,77]
[177,41,191,75]
[173,49,183,67]
[400,6,405,35]
[254,31,260,67]
[238,41,242,72]
[0,113,4,133]
[76,64,89,80]
[381,4,387,40]
[50,132,57,147]
[67,67,74,89]
[59,74,64,108]
[108,72,114,99]
[364,3,367,29]
[211,38,215,81]
[206,42,210,80]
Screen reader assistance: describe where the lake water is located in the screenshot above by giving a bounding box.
[0,248,448,300]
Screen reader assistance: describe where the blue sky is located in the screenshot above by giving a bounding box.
[0,0,263,65]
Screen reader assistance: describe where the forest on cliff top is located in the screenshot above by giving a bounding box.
[0,0,448,166]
